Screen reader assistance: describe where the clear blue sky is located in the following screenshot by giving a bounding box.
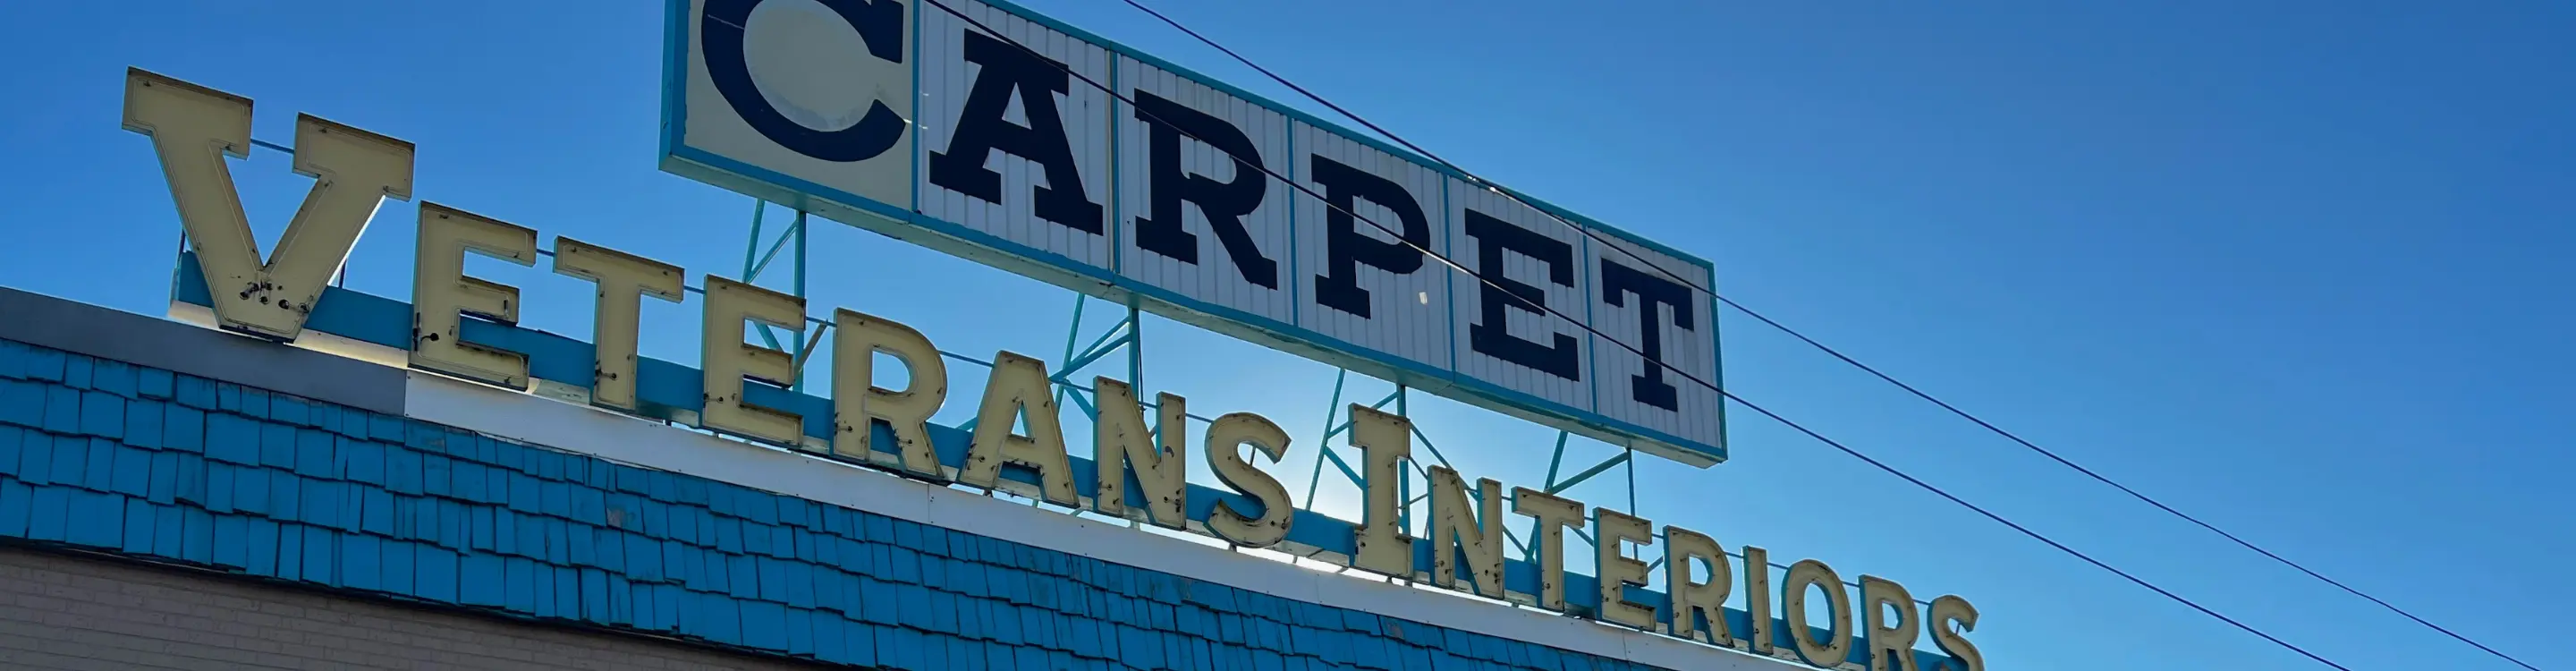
[4,1,2568,668]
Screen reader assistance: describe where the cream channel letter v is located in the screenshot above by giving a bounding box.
[122,68,414,341]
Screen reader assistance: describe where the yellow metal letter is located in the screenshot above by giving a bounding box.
[1593,508,1657,629]
[1744,545,1775,653]
[123,68,414,341]
[831,309,948,477]
[1928,595,1985,671]
[1093,378,1186,529]
[699,276,805,445]
[1509,487,1585,611]
[1427,466,1504,599]
[1348,405,1414,577]
[1784,559,1854,667]
[1664,525,1733,646]
[962,352,1078,506]
[550,237,682,410]
[1862,575,1922,671]
[1204,412,1293,548]
[410,204,535,388]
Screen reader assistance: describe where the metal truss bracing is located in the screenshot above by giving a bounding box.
[736,197,1668,580]
[1298,370,1647,575]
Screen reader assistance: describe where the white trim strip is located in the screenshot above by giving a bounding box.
[402,371,1817,671]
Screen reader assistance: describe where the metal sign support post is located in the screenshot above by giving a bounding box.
[728,199,1659,582]
[1041,295,1147,523]
[736,200,820,389]
[1512,437,1650,573]
[1289,369,1654,582]
[1296,370,1659,578]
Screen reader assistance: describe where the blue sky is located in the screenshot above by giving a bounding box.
[3,1,2569,668]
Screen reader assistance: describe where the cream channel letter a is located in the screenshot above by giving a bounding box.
[122,68,415,341]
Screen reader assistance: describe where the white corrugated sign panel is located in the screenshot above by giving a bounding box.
[1588,233,1723,453]
[919,0,1116,273]
[659,0,1728,465]
[1292,123,1453,374]
[1115,56,1296,325]
[1446,181,1597,414]
[675,0,916,210]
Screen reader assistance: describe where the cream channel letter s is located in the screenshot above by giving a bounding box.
[123,68,414,341]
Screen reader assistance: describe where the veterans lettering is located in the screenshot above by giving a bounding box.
[125,66,1985,671]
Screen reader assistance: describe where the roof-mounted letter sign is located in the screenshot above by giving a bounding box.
[657,0,1728,466]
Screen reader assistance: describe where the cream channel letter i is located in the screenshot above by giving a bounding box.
[122,68,414,341]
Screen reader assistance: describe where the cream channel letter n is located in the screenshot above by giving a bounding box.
[123,68,415,341]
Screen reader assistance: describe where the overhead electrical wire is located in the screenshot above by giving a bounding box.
[1103,3,2536,669]
[911,1,2363,668]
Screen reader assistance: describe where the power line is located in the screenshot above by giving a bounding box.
[1719,393,2351,670]
[912,1,2359,668]
[1101,3,2536,669]
[1718,295,2538,669]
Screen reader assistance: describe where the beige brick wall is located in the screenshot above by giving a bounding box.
[0,545,826,670]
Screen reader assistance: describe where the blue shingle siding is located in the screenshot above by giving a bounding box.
[0,338,1691,671]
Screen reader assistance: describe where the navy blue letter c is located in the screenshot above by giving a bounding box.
[701,0,909,163]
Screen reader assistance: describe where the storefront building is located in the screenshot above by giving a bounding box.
[0,0,1986,666]
[0,288,1876,669]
